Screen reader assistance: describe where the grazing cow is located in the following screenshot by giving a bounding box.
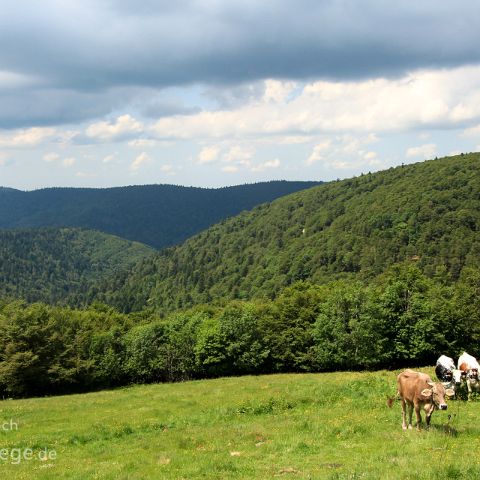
[435,355,455,383]
[458,352,480,400]
[395,370,453,430]
[435,355,463,395]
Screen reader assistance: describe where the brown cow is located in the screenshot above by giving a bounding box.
[395,369,454,430]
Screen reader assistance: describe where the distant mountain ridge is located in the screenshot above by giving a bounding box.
[0,181,321,249]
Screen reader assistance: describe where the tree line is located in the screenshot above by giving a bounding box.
[1,262,479,398]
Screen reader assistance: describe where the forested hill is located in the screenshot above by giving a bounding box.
[0,228,154,305]
[0,181,320,249]
[102,153,480,314]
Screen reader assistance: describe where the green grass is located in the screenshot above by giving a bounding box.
[0,369,479,479]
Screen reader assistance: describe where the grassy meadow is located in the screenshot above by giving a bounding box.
[0,369,479,479]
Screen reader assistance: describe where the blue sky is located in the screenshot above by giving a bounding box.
[1,0,480,189]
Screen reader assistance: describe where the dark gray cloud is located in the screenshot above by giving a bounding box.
[1,0,479,128]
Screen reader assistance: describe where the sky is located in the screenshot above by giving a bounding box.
[1,1,480,190]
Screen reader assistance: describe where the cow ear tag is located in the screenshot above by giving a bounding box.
[420,388,433,397]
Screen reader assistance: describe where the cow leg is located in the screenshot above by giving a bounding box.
[401,398,407,430]
[425,404,434,428]
[407,402,414,430]
[414,404,422,430]
[467,381,472,401]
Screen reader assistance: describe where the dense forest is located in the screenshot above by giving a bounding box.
[0,181,320,249]
[0,228,154,305]
[101,153,480,314]
[1,154,480,398]
[1,263,479,398]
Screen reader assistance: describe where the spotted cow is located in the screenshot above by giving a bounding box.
[458,352,480,400]
[435,355,463,396]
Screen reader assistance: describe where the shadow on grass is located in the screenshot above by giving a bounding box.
[428,423,458,437]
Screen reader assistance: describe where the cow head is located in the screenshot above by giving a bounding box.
[468,368,479,382]
[421,382,454,410]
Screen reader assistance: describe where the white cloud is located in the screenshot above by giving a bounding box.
[131,152,151,171]
[86,114,143,141]
[363,151,378,161]
[197,145,220,164]
[263,80,297,103]
[127,138,158,148]
[0,127,56,147]
[306,134,384,171]
[306,140,332,165]
[223,145,255,166]
[448,150,462,156]
[62,157,76,167]
[102,154,116,163]
[251,158,281,172]
[43,152,60,162]
[277,135,314,145]
[151,66,480,141]
[405,143,437,159]
[222,165,239,173]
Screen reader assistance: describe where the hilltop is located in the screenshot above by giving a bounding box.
[0,181,320,249]
[102,153,480,313]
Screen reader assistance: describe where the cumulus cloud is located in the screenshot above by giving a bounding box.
[86,115,143,141]
[127,138,158,148]
[223,145,255,166]
[62,157,76,167]
[150,67,480,142]
[222,165,239,173]
[0,127,56,147]
[131,152,151,171]
[102,154,116,163]
[405,143,437,159]
[43,152,60,162]
[263,80,297,103]
[306,134,382,171]
[306,140,333,165]
[197,146,220,164]
[251,158,281,172]
[160,164,174,174]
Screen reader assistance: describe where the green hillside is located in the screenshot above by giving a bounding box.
[0,181,320,249]
[104,153,480,313]
[0,228,154,305]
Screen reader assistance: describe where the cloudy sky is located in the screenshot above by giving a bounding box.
[1,0,480,190]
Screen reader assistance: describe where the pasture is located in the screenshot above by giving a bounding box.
[0,370,479,479]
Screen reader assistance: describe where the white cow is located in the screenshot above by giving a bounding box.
[458,352,480,400]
